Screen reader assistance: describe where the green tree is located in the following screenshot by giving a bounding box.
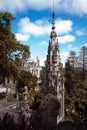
[65,55,87,121]
[74,81,87,121]
[65,60,76,95]
[17,70,38,103]
[17,70,37,91]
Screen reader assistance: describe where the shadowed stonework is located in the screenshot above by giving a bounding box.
[41,4,64,125]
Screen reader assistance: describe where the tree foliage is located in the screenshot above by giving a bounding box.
[17,70,37,91]
[69,51,76,67]
[0,12,30,81]
[65,51,87,121]
[80,46,87,80]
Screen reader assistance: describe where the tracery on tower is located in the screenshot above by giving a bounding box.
[41,1,64,124]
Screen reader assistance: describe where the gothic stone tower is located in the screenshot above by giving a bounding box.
[42,9,64,124]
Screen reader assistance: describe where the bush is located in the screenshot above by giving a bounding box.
[70,112,79,121]
[7,93,16,99]
[0,92,6,99]
[18,93,24,101]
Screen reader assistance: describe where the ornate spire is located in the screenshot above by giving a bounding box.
[52,0,55,29]
[50,0,57,39]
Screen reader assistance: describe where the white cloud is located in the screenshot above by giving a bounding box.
[1,0,87,15]
[60,0,87,15]
[0,0,26,13]
[76,27,87,36]
[80,44,87,48]
[67,44,79,51]
[17,17,50,37]
[60,51,69,66]
[59,35,75,44]
[39,57,46,66]
[56,19,73,34]
[15,33,30,41]
[60,44,79,66]
[76,30,85,36]
[0,0,53,12]
[39,41,48,46]
[25,0,53,11]
[17,17,73,40]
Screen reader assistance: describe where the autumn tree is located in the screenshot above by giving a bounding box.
[0,12,30,82]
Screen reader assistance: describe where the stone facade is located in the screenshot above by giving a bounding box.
[21,56,42,86]
[41,11,64,124]
[0,77,16,95]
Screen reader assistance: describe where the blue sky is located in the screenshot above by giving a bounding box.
[0,0,87,66]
